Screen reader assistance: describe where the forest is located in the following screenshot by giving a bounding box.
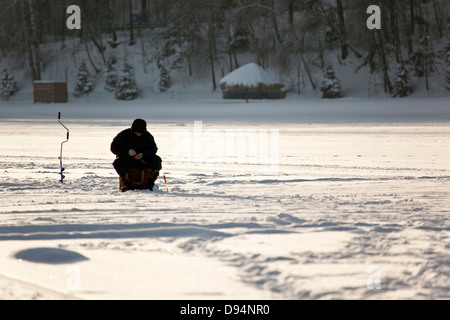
[0,0,449,99]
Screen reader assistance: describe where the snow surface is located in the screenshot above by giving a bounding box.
[220,63,275,88]
[0,96,450,300]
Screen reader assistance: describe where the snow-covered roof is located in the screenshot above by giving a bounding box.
[220,63,274,88]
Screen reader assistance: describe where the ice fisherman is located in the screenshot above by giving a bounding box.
[111,119,162,191]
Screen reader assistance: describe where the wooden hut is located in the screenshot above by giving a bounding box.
[220,63,287,101]
[33,81,68,103]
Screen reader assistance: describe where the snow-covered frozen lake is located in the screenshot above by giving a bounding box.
[0,97,449,300]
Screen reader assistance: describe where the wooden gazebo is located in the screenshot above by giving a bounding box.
[220,63,286,101]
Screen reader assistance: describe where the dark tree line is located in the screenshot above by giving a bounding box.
[0,0,448,93]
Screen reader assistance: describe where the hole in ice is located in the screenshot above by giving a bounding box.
[14,248,89,265]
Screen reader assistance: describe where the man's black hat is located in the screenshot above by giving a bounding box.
[131,119,147,133]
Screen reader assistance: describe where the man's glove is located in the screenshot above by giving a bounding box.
[128,149,143,160]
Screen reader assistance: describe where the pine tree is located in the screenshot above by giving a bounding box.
[392,63,413,97]
[104,59,117,92]
[320,65,342,98]
[0,69,17,97]
[158,65,172,93]
[73,61,93,97]
[115,63,138,100]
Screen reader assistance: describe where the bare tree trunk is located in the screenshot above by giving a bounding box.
[224,18,240,70]
[233,52,240,69]
[299,50,316,90]
[416,0,425,38]
[85,43,100,74]
[432,0,443,37]
[336,0,348,60]
[288,4,316,90]
[141,0,149,23]
[21,0,37,81]
[410,0,415,35]
[271,0,282,44]
[60,0,68,48]
[374,31,392,93]
[225,25,235,71]
[129,0,136,45]
[247,21,264,68]
[87,25,107,65]
[28,0,42,80]
[107,0,118,47]
[187,55,192,77]
[208,15,217,91]
[390,0,403,63]
[318,1,361,58]
[211,17,218,62]
[288,0,294,29]
[317,34,325,71]
[140,40,148,73]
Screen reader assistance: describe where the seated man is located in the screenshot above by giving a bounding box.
[111,119,162,191]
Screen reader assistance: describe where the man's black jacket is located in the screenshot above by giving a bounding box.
[111,128,158,159]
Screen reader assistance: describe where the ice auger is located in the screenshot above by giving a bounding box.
[58,112,70,183]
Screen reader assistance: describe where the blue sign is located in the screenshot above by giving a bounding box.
[132,13,140,24]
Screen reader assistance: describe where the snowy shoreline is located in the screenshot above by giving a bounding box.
[1,96,449,125]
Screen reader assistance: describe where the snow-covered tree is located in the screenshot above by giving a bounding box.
[320,65,342,98]
[115,63,138,100]
[104,59,118,92]
[73,61,93,97]
[392,63,413,98]
[0,69,17,97]
[171,41,193,71]
[158,65,172,92]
